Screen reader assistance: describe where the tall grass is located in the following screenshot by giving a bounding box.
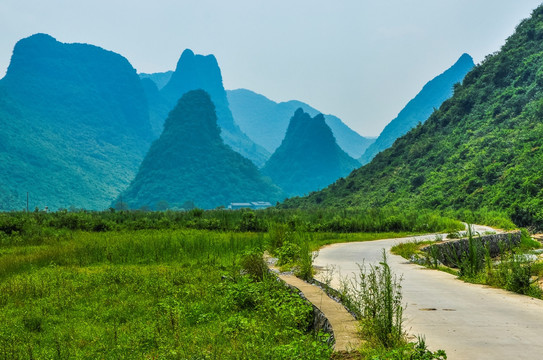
[343,250,404,348]
[0,229,332,359]
[0,206,464,237]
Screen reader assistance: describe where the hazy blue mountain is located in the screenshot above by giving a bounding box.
[119,90,284,209]
[147,49,270,167]
[140,78,172,137]
[262,108,360,197]
[139,71,173,90]
[0,33,152,211]
[227,88,375,158]
[359,53,475,164]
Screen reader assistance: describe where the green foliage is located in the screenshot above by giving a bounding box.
[418,228,542,298]
[268,222,290,251]
[451,209,516,231]
[484,249,538,296]
[284,6,543,231]
[239,250,267,281]
[458,226,485,278]
[519,227,542,250]
[271,230,316,281]
[357,336,447,360]
[0,208,463,358]
[296,235,316,281]
[0,207,463,238]
[345,250,404,348]
[390,240,435,260]
[238,210,266,232]
[276,207,464,234]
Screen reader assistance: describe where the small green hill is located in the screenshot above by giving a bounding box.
[227,88,375,158]
[148,49,270,167]
[119,90,284,209]
[262,108,360,197]
[359,53,474,165]
[282,4,543,229]
[0,34,152,211]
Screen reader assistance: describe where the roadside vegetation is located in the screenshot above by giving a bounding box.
[391,227,543,299]
[327,251,447,359]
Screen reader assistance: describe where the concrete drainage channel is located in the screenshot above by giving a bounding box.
[264,254,361,352]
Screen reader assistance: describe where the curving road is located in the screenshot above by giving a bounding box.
[314,225,543,359]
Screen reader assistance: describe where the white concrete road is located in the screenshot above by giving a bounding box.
[314,225,543,359]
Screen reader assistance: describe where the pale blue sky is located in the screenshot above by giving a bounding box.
[1,0,541,136]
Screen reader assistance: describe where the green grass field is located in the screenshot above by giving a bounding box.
[0,228,333,359]
[0,209,465,359]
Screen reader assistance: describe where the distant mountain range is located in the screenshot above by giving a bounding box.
[226,89,375,159]
[0,34,374,211]
[0,33,492,214]
[359,53,475,165]
[262,108,360,197]
[0,34,152,210]
[119,90,284,209]
[281,4,543,229]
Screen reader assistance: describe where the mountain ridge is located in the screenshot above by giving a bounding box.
[359,53,475,165]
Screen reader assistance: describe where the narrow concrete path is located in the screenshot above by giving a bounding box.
[314,225,543,359]
[265,256,361,352]
[276,273,361,351]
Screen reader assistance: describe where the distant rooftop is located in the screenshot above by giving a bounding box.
[227,201,272,210]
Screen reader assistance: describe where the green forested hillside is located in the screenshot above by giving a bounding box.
[262,109,360,197]
[227,88,375,158]
[283,5,543,229]
[0,34,152,211]
[359,53,474,165]
[120,90,284,209]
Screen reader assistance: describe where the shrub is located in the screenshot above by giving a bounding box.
[268,223,290,251]
[240,251,267,281]
[348,250,404,348]
[296,234,316,281]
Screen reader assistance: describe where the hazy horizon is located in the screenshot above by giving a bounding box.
[1,0,542,137]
